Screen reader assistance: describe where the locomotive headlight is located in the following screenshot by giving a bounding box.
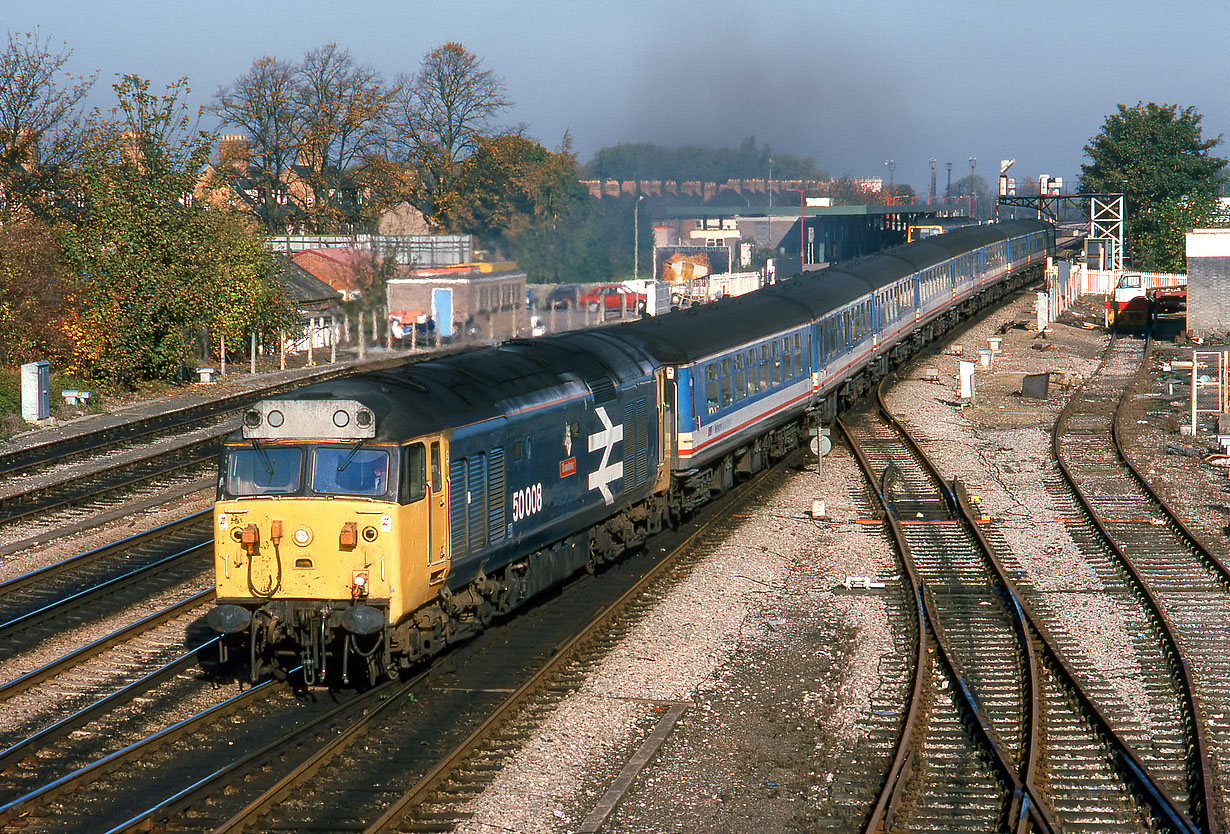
[362,526,378,542]
[243,410,262,429]
[293,526,313,546]
[333,409,350,427]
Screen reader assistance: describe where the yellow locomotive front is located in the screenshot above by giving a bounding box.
[208,398,450,685]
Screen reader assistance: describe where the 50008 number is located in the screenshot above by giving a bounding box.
[512,483,544,522]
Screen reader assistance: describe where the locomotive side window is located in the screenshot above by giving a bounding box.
[227,446,302,495]
[312,447,392,497]
[400,443,427,504]
[430,442,442,493]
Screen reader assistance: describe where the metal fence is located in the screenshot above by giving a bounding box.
[265,234,473,267]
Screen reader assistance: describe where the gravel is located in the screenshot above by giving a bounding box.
[455,293,1216,833]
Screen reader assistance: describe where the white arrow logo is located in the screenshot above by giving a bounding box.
[587,406,623,505]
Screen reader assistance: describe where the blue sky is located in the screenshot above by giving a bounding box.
[7,0,1228,192]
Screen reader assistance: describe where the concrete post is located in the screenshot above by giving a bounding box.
[358,311,366,361]
[251,332,257,375]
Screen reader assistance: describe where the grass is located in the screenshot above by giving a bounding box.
[0,367,105,440]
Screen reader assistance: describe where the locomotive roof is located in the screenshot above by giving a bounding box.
[243,330,656,443]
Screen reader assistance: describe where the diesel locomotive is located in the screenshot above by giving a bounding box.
[207,219,1053,685]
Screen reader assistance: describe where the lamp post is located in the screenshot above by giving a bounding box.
[633,194,644,282]
[968,156,977,217]
[788,188,806,264]
[884,159,894,194]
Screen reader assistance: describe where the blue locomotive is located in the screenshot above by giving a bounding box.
[208,219,1052,684]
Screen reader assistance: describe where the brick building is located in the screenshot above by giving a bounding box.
[1186,229,1230,338]
[386,265,527,340]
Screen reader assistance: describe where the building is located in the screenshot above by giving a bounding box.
[386,264,527,341]
[1185,229,1229,338]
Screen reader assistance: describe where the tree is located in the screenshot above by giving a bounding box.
[388,42,511,219]
[437,134,583,250]
[294,43,396,232]
[59,76,293,386]
[0,218,73,365]
[1080,102,1227,271]
[210,55,302,233]
[0,29,94,221]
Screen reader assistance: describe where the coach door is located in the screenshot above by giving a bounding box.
[661,370,678,475]
[426,440,449,585]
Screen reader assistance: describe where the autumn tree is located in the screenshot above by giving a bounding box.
[212,46,396,234]
[1080,102,1227,271]
[210,55,302,233]
[437,134,581,247]
[388,42,511,219]
[294,44,396,232]
[0,219,73,364]
[60,76,293,385]
[0,29,94,221]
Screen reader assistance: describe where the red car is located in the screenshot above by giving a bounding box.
[579,284,646,313]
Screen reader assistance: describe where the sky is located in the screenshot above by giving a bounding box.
[6,0,1229,193]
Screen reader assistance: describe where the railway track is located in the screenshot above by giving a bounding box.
[1054,334,1230,831]
[7,448,801,833]
[0,512,213,664]
[0,357,414,546]
[842,374,1198,832]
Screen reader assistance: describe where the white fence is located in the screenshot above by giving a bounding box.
[1043,260,1187,320]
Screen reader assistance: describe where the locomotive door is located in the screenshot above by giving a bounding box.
[426,440,449,585]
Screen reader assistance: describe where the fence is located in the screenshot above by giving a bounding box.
[1043,260,1187,321]
[265,234,473,267]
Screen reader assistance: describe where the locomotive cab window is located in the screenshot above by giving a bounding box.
[226,445,303,496]
[312,447,392,497]
[400,443,426,504]
[430,442,442,493]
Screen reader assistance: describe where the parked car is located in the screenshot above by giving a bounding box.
[578,284,647,313]
[544,284,581,309]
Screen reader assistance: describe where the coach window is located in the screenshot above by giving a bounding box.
[759,345,771,391]
[781,337,792,378]
[746,349,757,396]
[771,342,782,384]
[793,334,803,374]
[401,443,427,504]
[705,363,719,413]
[720,357,733,407]
[732,354,746,402]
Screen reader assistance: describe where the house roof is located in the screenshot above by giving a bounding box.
[292,247,373,295]
[276,254,342,307]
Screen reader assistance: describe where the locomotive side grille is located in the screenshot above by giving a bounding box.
[467,454,488,553]
[586,376,616,404]
[449,458,467,557]
[635,397,649,486]
[488,447,506,544]
[623,402,634,491]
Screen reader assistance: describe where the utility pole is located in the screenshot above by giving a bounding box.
[633,194,644,282]
[929,158,937,201]
[968,156,977,217]
[945,162,953,198]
